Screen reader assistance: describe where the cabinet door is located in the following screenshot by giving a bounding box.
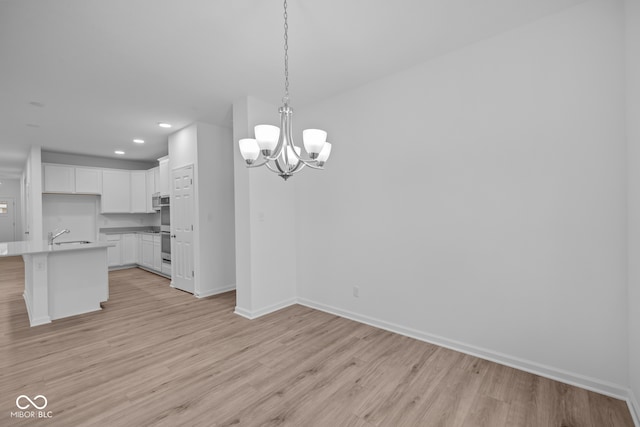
[145,169,156,213]
[153,167,160,194]
[101,170,131,213]
[75,168,102,194]
[130,171,146,213]
[141,237,154,268]
[158,158,169,196]
[106,235,122,267]
[122,234,138,265]
[153,237,161,271]
[43,164,75,193]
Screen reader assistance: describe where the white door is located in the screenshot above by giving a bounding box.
[0,197,16,242]
[171,166,194,293]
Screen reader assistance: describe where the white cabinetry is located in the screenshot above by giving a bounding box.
[153,235,161,271]
[158,156,170,196]
[43,164,103,194]
[145,168,158,213]
[122,234,138,265]
[140,234,155,268]
[43,164,75,193]
[75,168,102,194]
[130,172,147,213]
[102,233,138,267]
[105,234,122,267]
[101,170,131,213]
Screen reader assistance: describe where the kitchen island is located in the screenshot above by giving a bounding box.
[0,240,114,327]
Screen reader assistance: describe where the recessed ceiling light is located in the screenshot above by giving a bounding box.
[115,150,125,155]
[133,139,145,144]
[158,122,172,128]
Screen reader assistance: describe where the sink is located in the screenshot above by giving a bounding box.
[55,240,92,245]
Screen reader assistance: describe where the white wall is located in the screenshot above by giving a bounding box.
[169,122,236,297]
[43,194,98,242]
[233,96,297,317]
[0,178,22,240]
[98,213,159,229]
[294,0,628,392]
[23,146,43,241]
[626,0,640,418]
[195,122,236,296]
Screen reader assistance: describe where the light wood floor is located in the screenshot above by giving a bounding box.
[0,256,634,427]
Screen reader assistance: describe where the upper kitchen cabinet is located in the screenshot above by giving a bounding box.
[75,167,103,194]
[130,171,147,213]
[101,170,131,213]
[158,156,170,196]
[43,164,103,194]
[102,170,152,214]
[43,164,75,193]
[145,167,159,213]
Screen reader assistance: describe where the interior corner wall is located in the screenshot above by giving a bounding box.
[232,96,297,317]
[626,0,640,416]
[294,0,628,392]
[232,97,253,312]
[195,122,236,295]
[169,122,236,296]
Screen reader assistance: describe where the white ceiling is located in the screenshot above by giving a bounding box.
[0,0,586,178]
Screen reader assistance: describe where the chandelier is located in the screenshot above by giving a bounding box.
[238,0,332,181]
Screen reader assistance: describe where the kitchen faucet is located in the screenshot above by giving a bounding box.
[48,229,70,245]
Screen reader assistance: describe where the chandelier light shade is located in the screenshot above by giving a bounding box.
[238,0,332,181]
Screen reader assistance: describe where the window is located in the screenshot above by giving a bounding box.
[0,201,7,215]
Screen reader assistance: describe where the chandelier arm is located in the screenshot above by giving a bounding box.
[273,157,287,174]
[284,115,324,167]
[264,161,283,175]
[265,107,289,161]
[289,161,306,175]
[245,158,270,168]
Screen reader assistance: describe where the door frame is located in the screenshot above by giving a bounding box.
[0,196,16,242]
[169,164,196,293]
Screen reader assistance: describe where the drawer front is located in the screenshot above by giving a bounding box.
[141,234,155,242]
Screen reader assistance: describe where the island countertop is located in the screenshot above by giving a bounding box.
[0,240,114,257]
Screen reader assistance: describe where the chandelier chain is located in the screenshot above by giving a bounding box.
[283,0,289,104]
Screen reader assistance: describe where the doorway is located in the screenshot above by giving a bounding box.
[171,165,194,294]
[0,197,16,242]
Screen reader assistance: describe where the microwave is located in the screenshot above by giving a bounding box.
[152,194,169,211]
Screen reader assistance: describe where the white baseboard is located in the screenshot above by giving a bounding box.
[234,297,297,320]
[22,292,51,327]
[629,388,640,427]
[296,297,630,401]
[196,284,236,299]
[233,306,253,319]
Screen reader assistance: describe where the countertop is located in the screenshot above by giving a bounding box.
[99,226,161,235]
[0,240,114,257]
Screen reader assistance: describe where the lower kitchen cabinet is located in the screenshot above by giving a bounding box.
[105,234,122,267]
[140,235,155,268]
[122,234,138,265]
[101,232,168,277]
[153,236,161,271]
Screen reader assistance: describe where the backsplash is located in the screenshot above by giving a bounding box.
[99,213,160,228]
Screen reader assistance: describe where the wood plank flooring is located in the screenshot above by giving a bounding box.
[0,256,634,426]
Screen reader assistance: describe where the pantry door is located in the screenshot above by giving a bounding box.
[171,166,194,293]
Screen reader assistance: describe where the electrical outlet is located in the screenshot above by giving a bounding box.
[353,286,359,298]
